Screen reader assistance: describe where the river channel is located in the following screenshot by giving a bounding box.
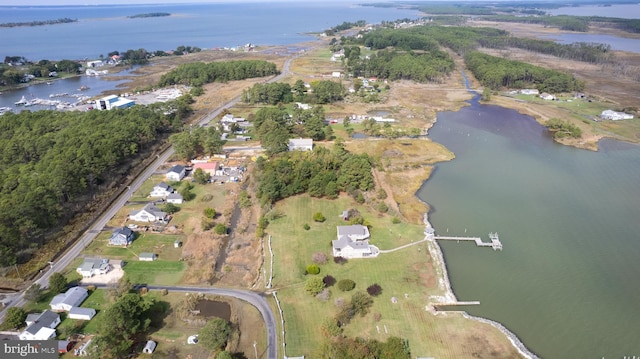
[417,94,640,358]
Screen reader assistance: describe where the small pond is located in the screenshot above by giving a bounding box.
[194,300,231,321]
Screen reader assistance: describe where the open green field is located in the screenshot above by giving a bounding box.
[268,195,522,358]
[124,261,185,285]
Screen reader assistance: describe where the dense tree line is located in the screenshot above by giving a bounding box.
[242,82,292,105]
[477,36,613,64]
[324,20,366,36]
[0,18,76,28]
[464,51,584,92]
[255,144,374,205]
[251,105,332,155]
[484,14,590,32]
[169,125,225,161]
[158,60,278,87]
[0,101,188,267]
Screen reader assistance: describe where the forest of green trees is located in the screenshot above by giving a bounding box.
[464,51,584,92]
[158,60,278,87]
[242,79,344,105]
[0,99,191,267]
[255,143,374,206]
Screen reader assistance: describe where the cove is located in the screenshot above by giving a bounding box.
[417,94,640,358]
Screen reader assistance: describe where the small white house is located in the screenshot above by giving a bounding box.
[143,341,157,354]
[139,252,157,261]
[539,92,556,101]
[520,89,539,95]
[166,165,186,181]
[19,310,60,341]
[68,307,96,320]
[332,71,341,78]
[129,203,168,223]
[166,193,184,204]
[150,182,174,197]
[50,287,88,312]
[288,138,313,151]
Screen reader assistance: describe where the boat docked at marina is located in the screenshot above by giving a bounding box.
[15,96,28,105]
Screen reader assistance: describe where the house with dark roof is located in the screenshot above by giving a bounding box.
[150,182,174,197]
[129,203,168,223]
[76,258,110,278]
[109,227,135,246]
[166,165,186,181]
[50,286,88,312]
[19,310,60,340]
[332,225,379,259]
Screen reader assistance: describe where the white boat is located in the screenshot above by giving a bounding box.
[15,96,28,105]
[0,106,13,114]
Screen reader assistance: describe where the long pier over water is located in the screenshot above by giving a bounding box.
[435,232,503,250]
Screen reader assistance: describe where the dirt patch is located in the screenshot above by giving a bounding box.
[80,268,124,285]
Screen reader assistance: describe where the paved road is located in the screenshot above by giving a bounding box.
[0,53,302,358]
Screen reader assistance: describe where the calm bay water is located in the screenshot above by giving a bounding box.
[548,3,640,19]
[418,94,640,358]
[0,2,420,61]
[541,33,640,53]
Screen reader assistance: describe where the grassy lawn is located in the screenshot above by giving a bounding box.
[268,195,521,358]
[84,232,186,262]
[124,260,185,285]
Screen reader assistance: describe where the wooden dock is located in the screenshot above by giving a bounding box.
[432,301,481,306]
[435,232,502,250]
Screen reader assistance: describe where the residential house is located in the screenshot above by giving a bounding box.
[19,310,60,341]
[50,286,88,312]
[143,341,157,354]
[288,138,313,151]
[129,203,168,223]
[193,162,219,176]
[332,71,341,78]
[68,307,96,320]
[539,92,556,100]
[600,110,634,121]
[166,165,186,181]
[76,258,110,278]
[332,225,379,259]
[295,102,312,110]
[109,227,135,246]
[166,193,184,204]
[139,252,157,261]
[150,182,173,197]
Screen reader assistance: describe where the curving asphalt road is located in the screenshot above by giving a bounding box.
[0,53,303,359]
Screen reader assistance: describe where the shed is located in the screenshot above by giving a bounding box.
[174,240,182,248]
[143,340,157,354]
[139,252,157,261]
[68,307,96,320]
[58,340,73,353]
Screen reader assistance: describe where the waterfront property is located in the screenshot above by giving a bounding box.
[331,224,379,258]
[96,94,135,110]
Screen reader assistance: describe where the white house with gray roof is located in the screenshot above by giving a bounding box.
[68,307,96,320]
[19,310,60,341]
[76,258,110,278]
[166,165,186,181]
[332,225,379,259]
[109,227,135,246]
[50,286,88,312]
[150,182,174,197]
[129,203,168,223]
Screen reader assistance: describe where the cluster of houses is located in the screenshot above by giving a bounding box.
[18,286,95,341]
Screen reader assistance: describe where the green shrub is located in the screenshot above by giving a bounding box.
[303,223,311,230]
[306,264,320,275]
[214,223,228,235]
[313,212,326,222]
[200,193,214,202]
[376,202,388,213]
[337,279,356,292]
[204,207,217,219]
[391,217,401,224]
